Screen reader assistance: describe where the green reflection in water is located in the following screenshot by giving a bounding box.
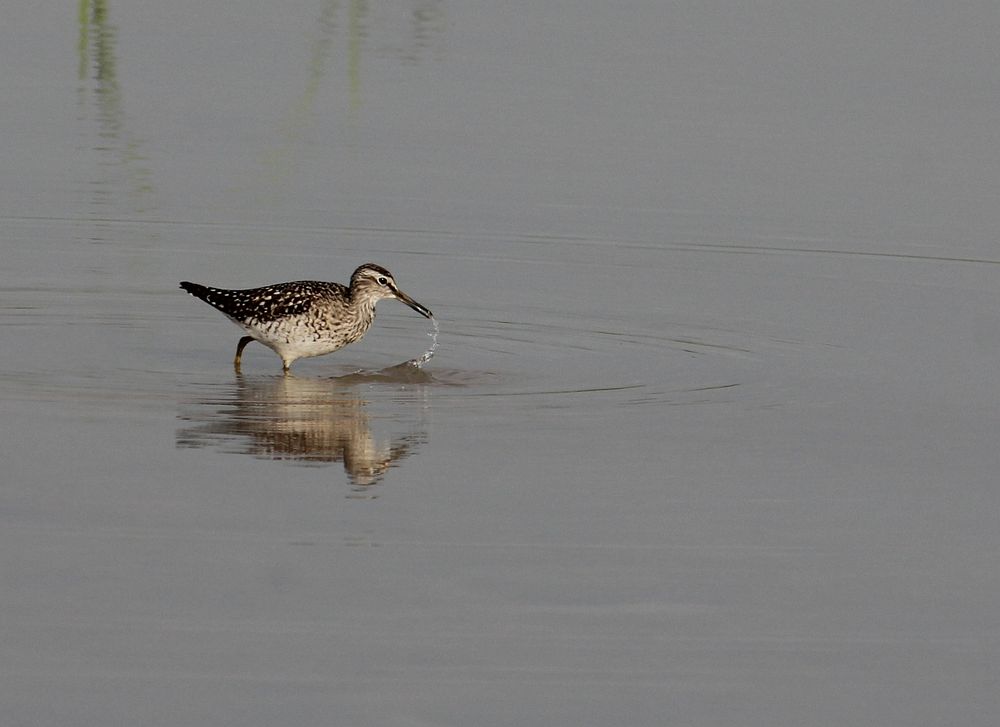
[267,1,344,158]
[259,0,363,197]
[77,0,154,218]
[77,0,89,81]
[259,1,444,197]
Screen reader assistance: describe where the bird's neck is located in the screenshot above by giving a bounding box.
[351,291,379,320]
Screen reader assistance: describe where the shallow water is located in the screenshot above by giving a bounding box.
[3,2,999,726]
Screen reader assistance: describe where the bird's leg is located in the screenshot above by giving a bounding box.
[234,336,255,371]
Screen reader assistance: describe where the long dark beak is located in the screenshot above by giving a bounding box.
[393,288,433,319]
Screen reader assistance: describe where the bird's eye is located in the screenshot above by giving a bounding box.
[377,277,388,286]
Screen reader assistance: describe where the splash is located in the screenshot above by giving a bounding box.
[411,316,439,368]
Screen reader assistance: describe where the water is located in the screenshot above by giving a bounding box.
[412,317,439,368]
[2,2,999,726]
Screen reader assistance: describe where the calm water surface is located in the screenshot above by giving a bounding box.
[2,2,998,726]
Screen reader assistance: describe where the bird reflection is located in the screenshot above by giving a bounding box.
[176,374,426,490]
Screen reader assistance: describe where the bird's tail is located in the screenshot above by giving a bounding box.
[179,281,210,302]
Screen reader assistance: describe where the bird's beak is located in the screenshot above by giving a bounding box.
[393,288,433,319]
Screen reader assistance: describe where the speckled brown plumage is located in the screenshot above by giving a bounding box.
[180,263,432,372]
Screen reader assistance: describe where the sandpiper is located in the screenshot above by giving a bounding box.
[180,263,433,372]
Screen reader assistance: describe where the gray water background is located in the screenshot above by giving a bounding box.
[2,2,998,725]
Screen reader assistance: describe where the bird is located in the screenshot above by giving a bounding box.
[179,263,433,373]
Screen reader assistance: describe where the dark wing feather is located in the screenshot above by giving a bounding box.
[179,281,345,323]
